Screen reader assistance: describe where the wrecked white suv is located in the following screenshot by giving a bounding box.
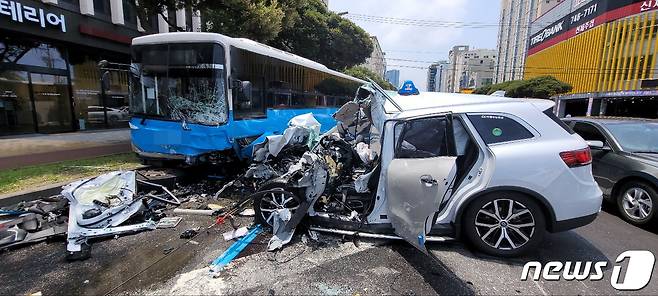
[246,83,603,257]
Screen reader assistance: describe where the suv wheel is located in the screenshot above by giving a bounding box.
[253,182,301,228]
[617,181,656,226]
[463,192,546,257]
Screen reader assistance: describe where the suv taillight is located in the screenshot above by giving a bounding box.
[560,148,592,167]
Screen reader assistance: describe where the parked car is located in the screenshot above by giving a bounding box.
[87,106,129,124]
[245,83,603,257]
[563,117,658,226]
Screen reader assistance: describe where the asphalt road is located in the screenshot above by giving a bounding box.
[2,206,657,295]
[135,207,658,295]
[428,208,658,295]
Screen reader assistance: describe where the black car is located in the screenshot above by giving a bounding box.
[563,117,658,226]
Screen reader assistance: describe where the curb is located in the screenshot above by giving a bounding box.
[0,181,70,207]
[0,166,153,208]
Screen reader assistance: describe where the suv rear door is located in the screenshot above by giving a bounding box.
[386,114,458,253]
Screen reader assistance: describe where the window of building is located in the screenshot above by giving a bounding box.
[0,70,34,135]
[93,0,111,18]
[0,38,67,69]
[69,47,132,129]
[123,0,138,26]
[396,117,450,158]
[58,0,80,10]
[467,114,534,144]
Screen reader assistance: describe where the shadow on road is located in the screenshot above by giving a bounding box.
[602,201,658,234]
[425,230,611,270]
[393,242,476,295]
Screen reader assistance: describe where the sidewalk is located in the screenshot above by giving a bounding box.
[0,129,132,170]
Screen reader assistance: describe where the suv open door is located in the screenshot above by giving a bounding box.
[386,114,458,253]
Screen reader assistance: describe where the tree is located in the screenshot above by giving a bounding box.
[270,0,373,70]
[474,76,572,99]
[202,0,285,42]
[344,66,397,91]
[133,0,373,70]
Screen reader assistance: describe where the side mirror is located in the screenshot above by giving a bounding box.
[587,140,611,151]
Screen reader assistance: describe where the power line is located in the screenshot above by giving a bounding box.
[345,13,564,30]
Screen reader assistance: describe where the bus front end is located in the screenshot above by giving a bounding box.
[129,41,234,165]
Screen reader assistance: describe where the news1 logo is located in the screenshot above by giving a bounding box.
[521,250,655,291]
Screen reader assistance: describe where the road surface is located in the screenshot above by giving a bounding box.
[1,208,656,295]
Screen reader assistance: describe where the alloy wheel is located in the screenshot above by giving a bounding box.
[474,199,536,250]
[622,187,653,221]
[258,189,299,226]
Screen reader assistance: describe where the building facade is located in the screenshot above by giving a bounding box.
[495,0,540,83]
[385,69,400,88]
[361,36,386,78]
[537,0,564,17]
[0,0,200,136]
[446,46,497,93]
[426,61,448,92]
[525,0,658,119]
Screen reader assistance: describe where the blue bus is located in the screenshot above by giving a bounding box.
[128,33,364,165]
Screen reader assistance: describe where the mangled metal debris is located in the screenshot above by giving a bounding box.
[1,196,68,250]
[267,208,293,251]
[252,113,321,162]
[61,171,156,259]
[242,83,389,251]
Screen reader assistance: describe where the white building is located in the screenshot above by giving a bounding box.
[427,61,449,92]
[446,46,496,93]
[361,36,386,78]
[494,0,539,83]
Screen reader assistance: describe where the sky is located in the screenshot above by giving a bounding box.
[329,0,502,91]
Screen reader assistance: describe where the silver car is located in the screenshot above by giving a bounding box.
[248,83,603,257]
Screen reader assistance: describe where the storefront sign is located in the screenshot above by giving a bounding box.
[530,1,601,48]
[640,0,658,12]
[529,0,650,55]
[0,0,66,32]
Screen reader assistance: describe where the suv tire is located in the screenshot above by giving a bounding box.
[253,182,301,228]
[463,192,546,257]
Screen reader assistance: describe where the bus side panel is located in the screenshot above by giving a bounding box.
[231,107,338,159]
[130,118,233,158]
[130,107,337,160]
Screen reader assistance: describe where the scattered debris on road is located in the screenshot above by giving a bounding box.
[210,224,263,274]
[180,228,200,239]
[62,171,156,260]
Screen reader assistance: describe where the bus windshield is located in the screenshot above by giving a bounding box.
[130,43,228,125]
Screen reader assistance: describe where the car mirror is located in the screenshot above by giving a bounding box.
[587,140,604,149]
[587,140,611,151]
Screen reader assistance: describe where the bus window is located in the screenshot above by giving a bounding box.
[130,43,228,126]
[230,47,266,119]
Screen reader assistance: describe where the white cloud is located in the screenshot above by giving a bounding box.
[330,0,501,91]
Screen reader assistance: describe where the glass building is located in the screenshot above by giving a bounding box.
[0,0,200,135]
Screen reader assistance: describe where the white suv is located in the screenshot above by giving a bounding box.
[248,83,603,257]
